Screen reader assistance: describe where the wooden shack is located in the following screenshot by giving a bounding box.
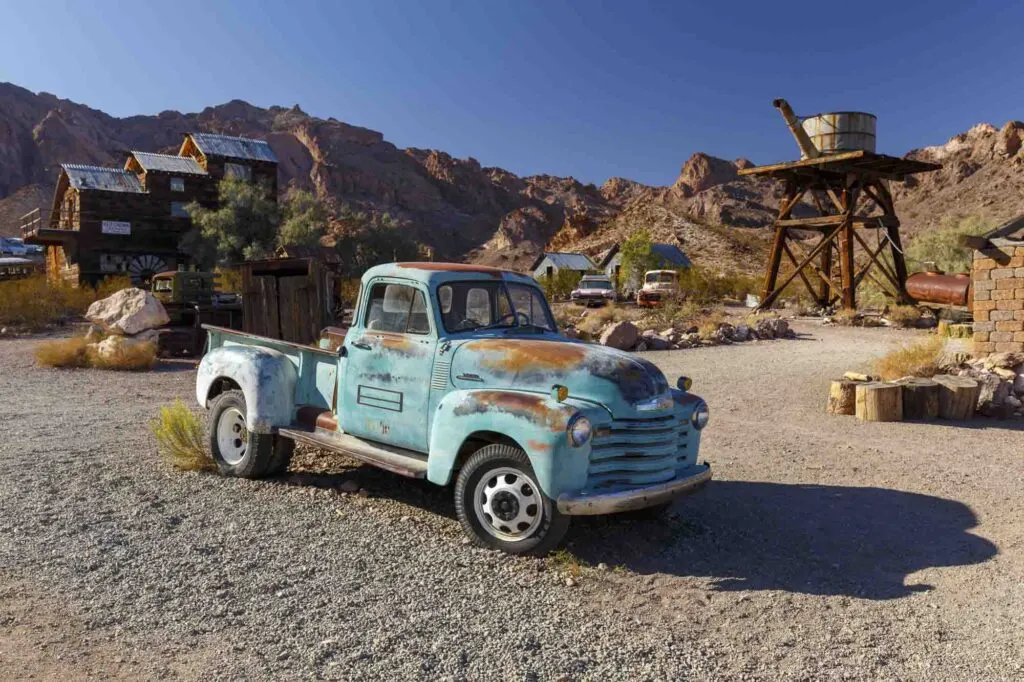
[240,258,335,344]
[22,133,279,287]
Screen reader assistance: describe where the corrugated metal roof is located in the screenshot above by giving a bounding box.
[130,151,208,175]
[533,252,595,271]
[62,165,144,193]
[0,257,35,265]
[651,243,692,267]
[188,133,278,163]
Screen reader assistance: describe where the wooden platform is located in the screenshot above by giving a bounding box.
[738,150,941,181]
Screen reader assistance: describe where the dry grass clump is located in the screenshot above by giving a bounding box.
[873,337,947,381]
[885,305,923,329]
[938,320,973,339]
[0,274,132,330]
[577,303,637,337]
[87,341,158,371]
[34,337,90,368]
[832,309,859,326]
[150,400,215,471]
[697,321,721,341]
[35,336,157,371]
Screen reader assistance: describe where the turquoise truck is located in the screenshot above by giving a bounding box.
[197,262,711,555]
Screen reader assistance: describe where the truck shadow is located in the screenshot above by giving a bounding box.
[566,481,997,600]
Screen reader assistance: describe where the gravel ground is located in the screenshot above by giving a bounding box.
[1,322,1022,680]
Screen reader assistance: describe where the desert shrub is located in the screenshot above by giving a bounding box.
[832,309,859,326]
[697,321,721,341]
[885,305,923,329]
[537,269,584,301]
[643,299,704,330]
[873,337,946,381]
[87,340,157,371]
[34,337,90,368]
[938,321,973,339]
[0,275,131,330]
[906,215,990,274]
[576,303,638,337]
[94,275,133,300]
[674,267,759,305]
[150,400,215,472]
[215,267,243,293]
[744,311,778,327]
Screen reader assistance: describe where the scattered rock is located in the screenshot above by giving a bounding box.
[564,577,576,587]
[755,317,789,340]
[730,323,750,342]
[599,321,639,350]
[634,341,648,352]
[85,288,169,336]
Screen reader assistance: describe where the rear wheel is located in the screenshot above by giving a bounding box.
[207,390,276,477]
[455,444,569,555]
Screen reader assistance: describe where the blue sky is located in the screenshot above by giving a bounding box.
[1,1,1021,185]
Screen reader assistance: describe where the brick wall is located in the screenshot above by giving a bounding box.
[972,240,1024,354]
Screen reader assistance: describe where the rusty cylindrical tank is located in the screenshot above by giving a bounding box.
[906,272,972,309]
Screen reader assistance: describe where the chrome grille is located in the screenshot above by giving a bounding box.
[585,414,691,493]
[430,359,451,391]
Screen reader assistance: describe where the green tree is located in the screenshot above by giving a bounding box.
[279,188,329,251]
[619,229,662,287]
[333,207,421,277]
[182,177,280,269]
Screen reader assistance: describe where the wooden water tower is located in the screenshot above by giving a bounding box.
[741,99,941,310]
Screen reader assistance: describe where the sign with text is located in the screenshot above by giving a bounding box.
[101,220,131,235]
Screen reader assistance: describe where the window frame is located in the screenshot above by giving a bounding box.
[170,201,189,218]
[170,177,185,192]
[435,279,557,334]
[361,280,433,336]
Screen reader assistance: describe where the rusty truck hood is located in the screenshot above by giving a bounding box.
[449,337,670,411]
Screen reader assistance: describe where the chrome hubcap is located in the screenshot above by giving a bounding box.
[473,466,543,542]
[216,407,248,465]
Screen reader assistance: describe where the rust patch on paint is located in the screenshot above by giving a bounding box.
[396,262,509,277]
[527,439,552,451]
[453,391,569,432]
[465,339,588,372]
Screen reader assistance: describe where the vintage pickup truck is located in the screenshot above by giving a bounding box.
[196,262,711,554]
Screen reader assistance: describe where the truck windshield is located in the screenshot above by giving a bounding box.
[581,279,612,289]
[645,272,675,283]
[438,281,557,333]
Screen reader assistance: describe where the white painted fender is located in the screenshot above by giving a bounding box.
[196,345,298,433]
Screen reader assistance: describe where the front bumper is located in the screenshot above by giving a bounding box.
[556,463,711,515]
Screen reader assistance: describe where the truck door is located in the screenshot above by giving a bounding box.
[339,280,435,452]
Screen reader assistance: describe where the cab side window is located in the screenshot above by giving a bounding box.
[364,283,430,335]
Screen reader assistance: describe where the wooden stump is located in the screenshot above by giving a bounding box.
[932,375,981,420]
[827,380,858,415]
[895,378,940,420]
[855,382,903,422]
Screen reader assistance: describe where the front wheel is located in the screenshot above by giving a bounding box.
[454,444,569,555]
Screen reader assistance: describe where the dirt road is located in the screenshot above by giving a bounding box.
[1,323,1021,680]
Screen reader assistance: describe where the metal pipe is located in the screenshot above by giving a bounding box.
[772,99,820,159]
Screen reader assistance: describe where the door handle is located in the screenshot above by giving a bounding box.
[352,342,372,351]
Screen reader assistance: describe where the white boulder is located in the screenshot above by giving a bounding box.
[86,288,169,336]
[600,321,639,350]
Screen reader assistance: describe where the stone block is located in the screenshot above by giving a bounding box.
[975,300,997,312]
[997,321,1022,332]
[974,258,997,270]
[975,309,990,322]
[990,310,1013,321]
[974,279,995,291]
[992,268,1015,280]
[992,289,1013,300]
[973,321,995,332]
[997,299,1024,311]
[974,331,990,342]
[973,341,996,353]
[995,342,1024,352]
[996,278,1019,290]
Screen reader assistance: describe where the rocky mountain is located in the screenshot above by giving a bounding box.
[1,81,1022,274]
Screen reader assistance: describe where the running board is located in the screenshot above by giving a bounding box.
[278,426,429,478]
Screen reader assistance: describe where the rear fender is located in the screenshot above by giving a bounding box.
[196,345,297,433]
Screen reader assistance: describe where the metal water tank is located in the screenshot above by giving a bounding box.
[800,112,876,157]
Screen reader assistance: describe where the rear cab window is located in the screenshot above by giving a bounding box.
[364,282,431,335]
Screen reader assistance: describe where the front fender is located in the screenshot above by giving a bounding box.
[196,345,298,433]
[426,389,592,498]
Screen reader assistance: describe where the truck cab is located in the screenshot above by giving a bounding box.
[637,269,680,307]
[197,262,710,554]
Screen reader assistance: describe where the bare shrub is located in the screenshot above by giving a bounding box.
[873,337,946,381]
[34,337,90,368]
[150,401,215,472]
[0,274,132,330]
[885,305,923,329]
[87,341,158,371]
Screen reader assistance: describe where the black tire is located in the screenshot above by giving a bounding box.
[616,501,673,520]
[454,444,569,556]
[206,390,275,478]
[264,436,295,477]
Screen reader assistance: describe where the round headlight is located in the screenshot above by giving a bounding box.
[690,400,710,430]
[568,414,592,446]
